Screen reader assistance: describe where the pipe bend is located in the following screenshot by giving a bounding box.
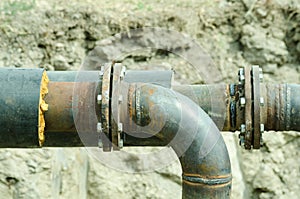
[123,83,231,199]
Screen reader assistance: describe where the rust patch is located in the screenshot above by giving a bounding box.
[183,180,232,187]
[38,71,49,146]
[183,173,232,180]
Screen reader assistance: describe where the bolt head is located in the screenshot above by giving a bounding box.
[97,122,102,133]
[260,137,264,147]
[238,68,245,84]
[104,91,109,100]
[119,139,124,148]
[260,124,264,133]
[118,95,123,103]
[240,97,246,107]
[98,139,103,148]
[259,68,263,82]
[99,66,105,76]
[238,68,244,76]
[120,66,126,80]
[260,97,264,106]
[118,123,123,132]
[97,94,102,104]
[241,124,246,133]
[239,134,245,146]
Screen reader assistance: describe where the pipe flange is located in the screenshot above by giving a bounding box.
[111,63,126,150]
[252,65,262,149]
[97,62,126,151]
[99,63,113,152]
[238,65,264,149]
[243,66,253,149]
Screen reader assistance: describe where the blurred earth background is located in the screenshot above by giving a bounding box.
[0,0,299,198]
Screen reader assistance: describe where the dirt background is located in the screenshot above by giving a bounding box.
[0,0,299,198]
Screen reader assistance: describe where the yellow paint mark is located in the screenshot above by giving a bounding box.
[38,71,49,146]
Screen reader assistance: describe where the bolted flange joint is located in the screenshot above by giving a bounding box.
[237,65,265,150]
[97,63,126,152]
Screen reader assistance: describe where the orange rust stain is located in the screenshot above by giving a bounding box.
[183,172,231,180]
[39,71,49,146]
[148,88,155,95]
[182,180,232,187]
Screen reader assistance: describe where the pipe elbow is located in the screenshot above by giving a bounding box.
[124,83,231,199]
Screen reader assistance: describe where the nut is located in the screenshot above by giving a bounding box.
[97,94,102,104]
[119,139,124,148]
[238,68,245,84]
[118,123,123,132]
[99,66,104,76]
[98,139,103,148]
[260,97,264,106]
[259,68,263,82]
[118,95,123,103]
[120,66,126,80]
[97,122,102,133]
[260,124,264,133]
[241,124,246,133]
[240,97,246,107]
[260,137,264,147]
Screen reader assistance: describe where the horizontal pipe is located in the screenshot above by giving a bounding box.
[44,82,100,147]
[0,68,46,147]
[263,84,300,131]
[1,70,300,148]
[43,82,300,147]
[43,82,232,147]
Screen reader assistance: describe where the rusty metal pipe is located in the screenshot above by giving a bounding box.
[44,82,232,147]
[262,84,300,131]
[173,84,231,131]
[120,83,232,199]
[43,81,300,147]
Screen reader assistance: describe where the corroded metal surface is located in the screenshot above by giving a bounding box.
[44,82,99,147]
[252,65,262,149]
[111,63,125,150]
[122,83,232,199]
[100,63,113,151]
[264,83,300,132]
[243,66,253,149]
[173,84,230,131]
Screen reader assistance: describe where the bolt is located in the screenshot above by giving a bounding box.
[118,95,123,104]
[97,122,102,133]
[260,97,264,106]
[240,97,246,107]
[238,68,245,84]
[259,68,263,82]
[238,68,244,76]
[241,124,246,133]
[98,138,103,148]
[120,66,126,80]
[97,94,102,104]
[104,90,109,100]
[260,137,264,147]
[118,123,123,132]
[260,124,264,133]
[119,139,124,148]
[239,134,245,146]
[99,66,104,76]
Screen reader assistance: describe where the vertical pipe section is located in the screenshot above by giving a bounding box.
[0,68,47,147]
[122,83,231,199]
